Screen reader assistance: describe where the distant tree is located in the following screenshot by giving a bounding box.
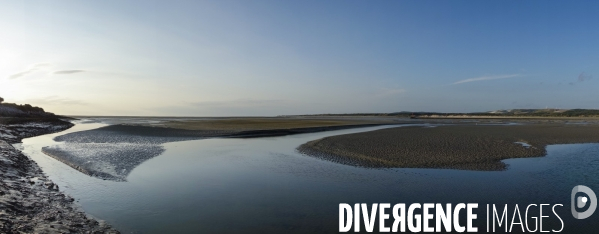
[0,97,3,103]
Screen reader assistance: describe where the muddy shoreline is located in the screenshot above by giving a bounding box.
[298,123,599,170]
[0,118,118,233]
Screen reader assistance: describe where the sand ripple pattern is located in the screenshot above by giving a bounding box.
[43,125,218,181]
[298,124,599,170]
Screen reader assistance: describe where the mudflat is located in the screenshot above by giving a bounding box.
[43,117,406,181]
[298,124,599,170]
[145,117,402,131]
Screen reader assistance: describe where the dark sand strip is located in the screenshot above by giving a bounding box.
[297,124,599,170]
[147,117,403,131]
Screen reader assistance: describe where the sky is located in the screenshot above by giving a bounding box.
[1,0,598,116]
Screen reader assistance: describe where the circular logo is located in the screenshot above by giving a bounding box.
[571,185,597,219]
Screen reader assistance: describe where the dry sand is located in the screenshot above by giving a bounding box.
[298,124,599,170]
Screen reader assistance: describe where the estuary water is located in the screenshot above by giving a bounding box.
[16,119,599,233]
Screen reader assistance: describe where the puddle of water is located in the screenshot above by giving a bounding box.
[17,120,599,233]
[515,141,532,148]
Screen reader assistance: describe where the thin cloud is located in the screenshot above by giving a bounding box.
[7,63,51,79]
[147,99,290,116]
[190,99,286,107]
[578,72,592,82]
[377,88,406,97]
[8,71,34,79]
[452,74,522,85]
[22,96,88,106]
[53,70,86,75]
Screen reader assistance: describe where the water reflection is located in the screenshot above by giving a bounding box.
[18,120,599,233]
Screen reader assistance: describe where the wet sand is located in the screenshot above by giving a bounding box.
[38,117,599,180]
[141,116,409,134]
[43,117,407,181]
[298,124,599,170]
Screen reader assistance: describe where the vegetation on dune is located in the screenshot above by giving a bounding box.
[0,96,54,117]
[301,108,599,118]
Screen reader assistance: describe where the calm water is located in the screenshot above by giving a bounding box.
[16,119,599,233]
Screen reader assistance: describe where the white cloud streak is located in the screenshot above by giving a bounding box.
[21,96,88,106]
[452,74,522,85]
[7,63,51,79]
[53,70,86,75]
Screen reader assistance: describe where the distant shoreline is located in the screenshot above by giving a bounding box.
[408,115,599,120]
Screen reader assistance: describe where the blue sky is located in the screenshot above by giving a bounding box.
[1,0,598,116]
